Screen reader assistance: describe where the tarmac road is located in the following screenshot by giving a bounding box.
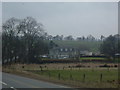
[2,72,71,89]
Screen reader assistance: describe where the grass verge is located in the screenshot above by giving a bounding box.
[2,64,119,88]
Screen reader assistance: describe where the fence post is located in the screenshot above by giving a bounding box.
[70,74,73,80]
[48,72,50,79]
[92,68,94,72]
[108,67,110,71]
[58,73,61,80]
[21,66,24,71]
[100,73,102,82]
[63,67,65,70]
[47,66,48,70]
[22,66,24,69]
[40,66,42,71]
[83,74,86,82]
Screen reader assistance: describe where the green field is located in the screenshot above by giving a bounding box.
[28,69,118,83]
[45,40,102,52]
[48,40,102,53]
[3,64,118,88]
[80,57,106,60]
[42,57,106,60]
[27,68,118,88]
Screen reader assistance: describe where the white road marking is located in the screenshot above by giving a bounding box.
[10,87,17,90]
[2,82,7,86]
[0,81,17,90]
[0,81,7,85]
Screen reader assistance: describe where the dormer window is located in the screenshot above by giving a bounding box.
[70,48,72,51]
[65,48,68,51]
[60,48,63,51]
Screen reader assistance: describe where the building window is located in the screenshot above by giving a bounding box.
[60,48,63,51]
[65,48,68,52]
[70,48,72,51]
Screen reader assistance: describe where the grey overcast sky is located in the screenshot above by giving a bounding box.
[2,2,118,38]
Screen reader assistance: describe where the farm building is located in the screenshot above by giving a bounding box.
[47,40,102,59]
[49,47,77,59]
[48,46,93,59]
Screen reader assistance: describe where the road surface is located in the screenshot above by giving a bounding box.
[2,72,71,89]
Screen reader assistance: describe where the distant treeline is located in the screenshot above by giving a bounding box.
[44,33,105,41]
[2,17,120,64]
[100,34,120,59]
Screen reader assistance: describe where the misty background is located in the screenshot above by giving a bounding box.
[2,2,118,39]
